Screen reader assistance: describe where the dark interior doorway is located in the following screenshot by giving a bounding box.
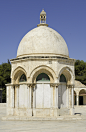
[0,90,2,103]
[75,96,76,105]
[79,96,83,105]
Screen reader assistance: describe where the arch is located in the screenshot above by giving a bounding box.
[29,65,56,83]
[60,74,66,82]
[79,89,86,105]
[58,66,74,84]
[12,66,27,83]
[79,89,86,95]
[36,73,50,82]
[19,74,27,82]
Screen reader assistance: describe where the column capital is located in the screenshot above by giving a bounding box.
[50,83,59,88]
[27,83,36,88]
[15,84,20,88]
[11,84,20,88]
[67,84,74,88]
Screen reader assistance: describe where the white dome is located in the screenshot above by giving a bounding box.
[17,26,69,58]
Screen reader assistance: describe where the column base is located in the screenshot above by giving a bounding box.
[70,108,74,115]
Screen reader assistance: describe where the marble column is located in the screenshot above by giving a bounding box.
[15,85,19,108]
[50,83,58,117]
[50,84,53,108]
[27,85,29,108]
[33,84,36,108]
[52,84,56,108]
[50,84,59,108]
[67,86,69,108]
[11,85,14,108]
[72,86,74,108]
[53,86,56,108]
[77,93,79,106]
[56,86,58,108]
[69,87,72,108]
[28,84,32,108]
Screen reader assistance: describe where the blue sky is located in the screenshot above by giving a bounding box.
[0,0,86,64]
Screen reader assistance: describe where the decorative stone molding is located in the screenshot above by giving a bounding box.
[50,83,59,88]
[67,84,74,88]
[29,65,56,83]
[10,56,75,63]
[27,83,36,88]
[58,59,75,66]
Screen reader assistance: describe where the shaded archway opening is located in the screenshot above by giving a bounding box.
[74,91,76,105]
[32,68,54,83]
[58,74,67,108]
[19,74,27,82]
[36,73,50,82]
[59,67,73,85]
[60,74,66,82]
[79,89,86,105]
[12,67,27,84]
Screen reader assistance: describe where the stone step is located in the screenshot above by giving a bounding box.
[2,115,84,121]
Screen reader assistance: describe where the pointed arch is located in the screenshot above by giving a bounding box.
[60,74,66,82]
[29,65,56,83]
[36,73,50,82]
[58,66,74,84]
[12,66,27,83]
[19,74,27,82]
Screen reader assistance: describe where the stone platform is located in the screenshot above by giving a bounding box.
[2,115,84,121]
[1,105,86,132]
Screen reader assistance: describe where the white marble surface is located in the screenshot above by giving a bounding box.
[17,26,69,58]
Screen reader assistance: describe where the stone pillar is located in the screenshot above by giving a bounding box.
[68,85,74,115]
[27,85,29,108]
[33,84,36,108]
[76,93,79,106]
[28,84,32,108]
[51,84,57,108]
[69,87,72,108]
[50,85,53,108]
[67,86,69,108]
[72,86,74,108]
[11,85,14,108]
[27,84,33,117]
[56,86,58,108]
[50,84,55,117]
[53,86,56,108]
[50,83,59,117]
[71,85,74,115]
[15,85,19,108]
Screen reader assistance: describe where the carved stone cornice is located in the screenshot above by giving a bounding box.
[10,55,75,63]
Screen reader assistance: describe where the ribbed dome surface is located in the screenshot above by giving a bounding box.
[17,26,69,58]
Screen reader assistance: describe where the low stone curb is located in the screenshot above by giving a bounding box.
[2,115,85,121]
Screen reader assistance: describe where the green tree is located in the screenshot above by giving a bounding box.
[0,62,11,102]
[75,60,86,85]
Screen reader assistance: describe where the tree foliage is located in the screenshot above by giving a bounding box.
[75,60,86,85]
[0,61,11,102]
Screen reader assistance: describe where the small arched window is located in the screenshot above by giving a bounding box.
[19,74,27,82]
[60,74,66,82]
[36,73,50,82]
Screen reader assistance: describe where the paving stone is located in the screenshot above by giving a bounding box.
[0,107,86,132]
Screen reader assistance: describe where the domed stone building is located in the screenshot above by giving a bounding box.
[6,10,76,117]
